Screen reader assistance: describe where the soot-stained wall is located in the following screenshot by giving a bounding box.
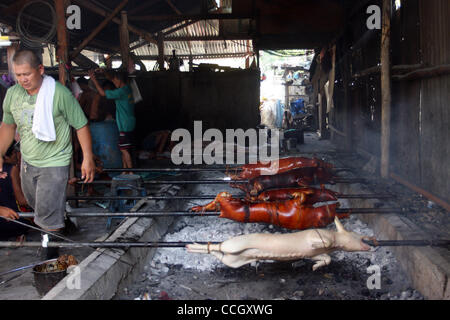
[133,69,260,143]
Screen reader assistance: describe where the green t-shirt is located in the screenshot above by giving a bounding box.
[2,81,88,167]
[105,85,135,132]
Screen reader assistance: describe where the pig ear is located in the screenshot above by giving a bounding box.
[334,216,346,233]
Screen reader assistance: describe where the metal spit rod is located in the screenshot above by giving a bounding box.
[66,193,393,201]
[75,178,365,185]
[0,239,448,248]
[101,167,352,172]
[18,207,409,218]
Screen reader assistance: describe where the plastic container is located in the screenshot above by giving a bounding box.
[89,120,122,169]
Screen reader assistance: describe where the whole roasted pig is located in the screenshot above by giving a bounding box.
[187,217,371,269]
[231,166,336,196]
[249,187,338,204]
[190,192,348,230]
[226,156,333,180]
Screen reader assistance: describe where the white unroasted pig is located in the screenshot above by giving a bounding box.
[186,217,372,270]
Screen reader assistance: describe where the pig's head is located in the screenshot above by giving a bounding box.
[334,217,372,252]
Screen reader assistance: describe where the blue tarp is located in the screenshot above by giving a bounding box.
[275,100,284,128]
[290,98,305,116]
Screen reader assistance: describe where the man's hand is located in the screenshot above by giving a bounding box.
[88,69,96,79]
[0,206,19,220]
[76,125,96,183]
[81,155,96,183]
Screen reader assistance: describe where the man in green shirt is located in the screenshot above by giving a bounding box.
[0,49,95,258]
[88,69,135,170]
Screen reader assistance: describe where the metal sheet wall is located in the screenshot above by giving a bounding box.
[416,0,450,202]
[333,0,449,202]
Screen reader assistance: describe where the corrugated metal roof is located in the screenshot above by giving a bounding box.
[132,19,253,59]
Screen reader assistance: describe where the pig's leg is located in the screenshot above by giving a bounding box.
[211,251,258,268]
[311,254,331,271]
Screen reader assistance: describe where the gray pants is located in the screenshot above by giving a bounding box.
[20,159,69,230]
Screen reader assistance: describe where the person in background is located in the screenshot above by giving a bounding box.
[88,69,135,171]
[0,142,31,241]
[77,77,107,122]
[141,130,173,160]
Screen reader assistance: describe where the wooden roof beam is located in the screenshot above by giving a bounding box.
[128,13,254,22]
[70,0,129,60]
[72,0,157,47]
[165,0,182,15]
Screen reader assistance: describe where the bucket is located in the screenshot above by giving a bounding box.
[286,138,297,150]
[32,260,67,296]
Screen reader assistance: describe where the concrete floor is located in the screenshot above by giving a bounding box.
[0,203,115,299]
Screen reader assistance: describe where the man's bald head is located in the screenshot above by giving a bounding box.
[12,49,42,69]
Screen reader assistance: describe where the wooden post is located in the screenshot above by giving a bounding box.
[342,46,352,150]
[54,0,69,85]
[119,11,130,71]
[157,32,165,70]
[6,43,19,81]
[55,0,77,206]
[380,0,391,178]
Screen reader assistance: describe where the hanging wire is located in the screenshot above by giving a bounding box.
[16,0,56,48]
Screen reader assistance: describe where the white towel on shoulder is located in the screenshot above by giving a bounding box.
[32,75,56,141]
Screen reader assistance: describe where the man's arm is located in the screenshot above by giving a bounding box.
[0,122,17,179]
[88,70,106,97]
[89,94,101,120]
[76,125,96,183]
[10,164,28,206]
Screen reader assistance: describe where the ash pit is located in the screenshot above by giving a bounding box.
[115,168,424,300]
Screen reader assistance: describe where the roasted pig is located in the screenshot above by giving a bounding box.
[231,166,336,196]
[226,156,333,180]
[187,217,371,269]
[190,192,348,230]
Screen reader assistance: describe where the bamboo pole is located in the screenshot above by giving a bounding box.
[380,0,392,178]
